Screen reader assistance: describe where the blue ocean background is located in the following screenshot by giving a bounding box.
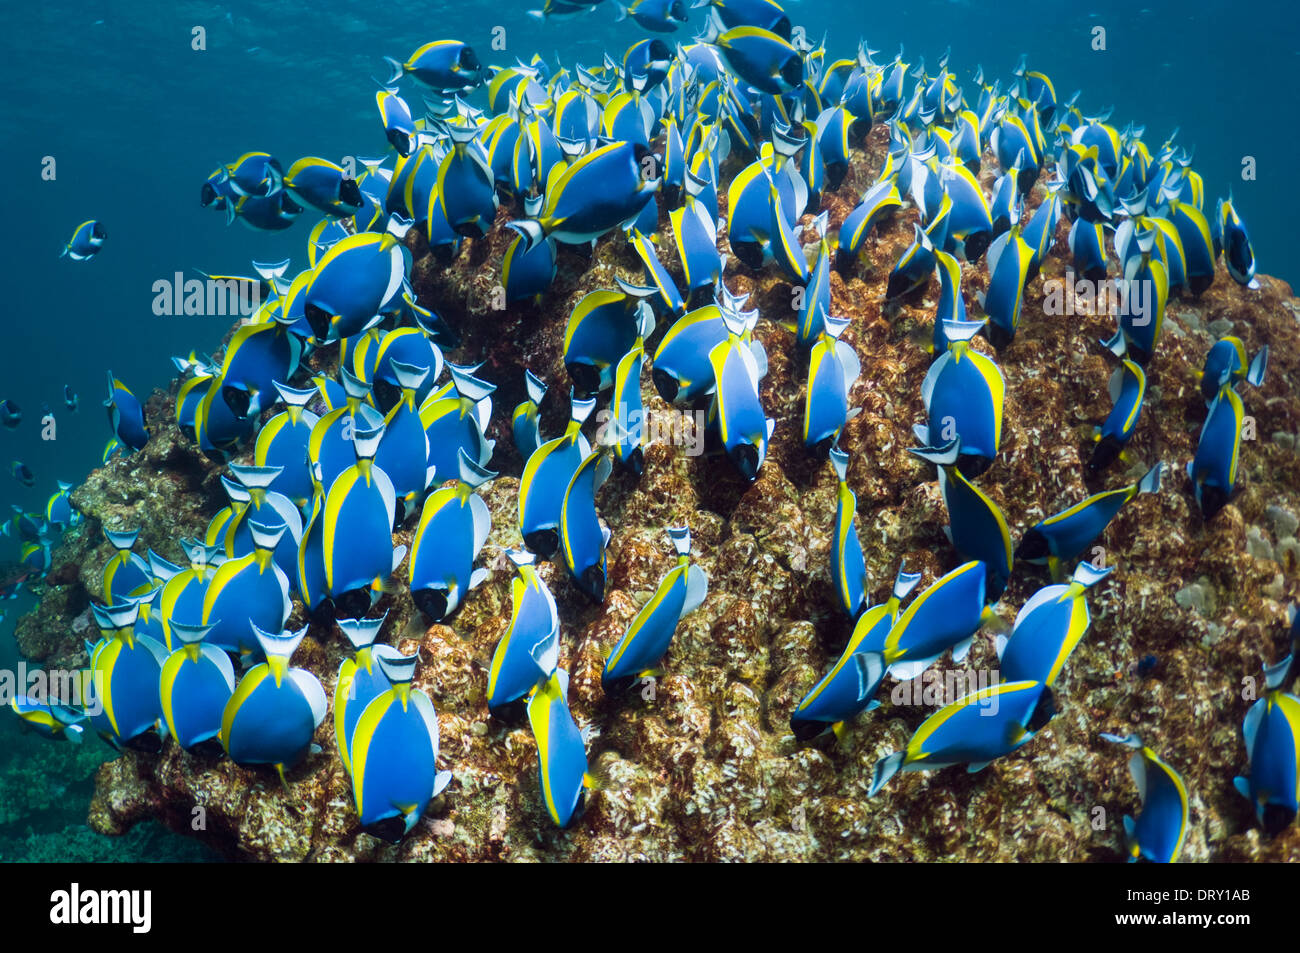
[0,0,1293,859]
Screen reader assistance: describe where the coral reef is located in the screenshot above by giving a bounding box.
[15,126,1300,861]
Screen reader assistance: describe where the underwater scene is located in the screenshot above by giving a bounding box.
[3,0,1300,866]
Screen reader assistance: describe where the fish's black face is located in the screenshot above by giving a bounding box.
[334,588,374,620]
[1197,485,1229,521]
[523,528,559,560]
[956,453,993,480]
[124,732,164,755]
[1263,803,1295,838]
[488,696,528,725]
[459,46,482,73]
[780,55,804,91]
[771,15,792,40]
[1088,438,1121,473]
[387,128,412,157]
[790,714,828,743]
[619,446,644,477]
[92,223,107,240]
[412,587,450,624]
[647,39,671,62]
[652,368,679,403]
[1014,529,1049,562]
[731,443,760,483]
[304,303,333,342]
[579,563,606,603]
[200,183,217,207]
[365,816,410,844]
[221,384,252,420]
[371,377,402,415]
[566,361,602,399]
[601,672,639,695]
[732,239,765,271]
[985,322,1014,352]
[669,0,687,20]
[1027,686,1056,732]
[339,178,363,209]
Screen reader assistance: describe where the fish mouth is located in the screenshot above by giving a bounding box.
[523,528,559,560]
[578,563,606,602]
[412,586,450,624]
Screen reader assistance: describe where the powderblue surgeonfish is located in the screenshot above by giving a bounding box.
[102,527,152,602]
[837,176,901,273]
[159,541,223,650]
[911,439,1014,602]
[979,212,1033,350]
[512,140,659,247]
[1235,660,1300,836]
[708,24,803,95]
[334,614,398,777]
[1088,354,1146,473]
[202,521,292,659]
[384,39,486,93]
[1017,464,1162,579]
[560,449,613,602]
[669,172,722,299]
[1099,732,1188,863]
[1188,369,1254,520]
[253,383,320,507]
[996,562,1111,686]
[303,220,411,343]
[885,224,936,301]
[85,601,168,751]
[519,392,595,556]
[436,120,500,238]
[321,416,407,612]
[879,560,1000,681]
[512,370,547,457]
[487,550,560,719]
[347,651,453,841]
[869,680,1055,795]
[602,526,708,692]
[376,361,437,515]
[1215,194,1258,289]
[803,316,860,454]
[409,449,495,621]
[909,319,998,475]
[791,564,921,741]
[827,446,868,619]
[105,372,150,451]
[284,157,364,217]
[1199,337,1268,405]
[651,292,750,405]
[707,306,774,482]
[61,220,107,260]
[419,362,496,480]
[0,399,19,429]
[221,625,327,782]
[221,464,304,583]
[158,621,236,751]
[527,670,593,828]
[12,461,34,487]
[503,225,558,304]
[563,282,656,396]
[9,695,86,744]
[606,343,647,475]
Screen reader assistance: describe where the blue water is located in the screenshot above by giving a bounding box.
[0,0,1293,857]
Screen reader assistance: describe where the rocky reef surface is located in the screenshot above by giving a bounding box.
[14,126,1300,862]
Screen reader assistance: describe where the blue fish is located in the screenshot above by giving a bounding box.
[512,370,548,457]
[607,344,647,475]
[158,621,236,751]
[911,439,1014,601]
[560,450,613,602]
[1188,374,1251,520]
[0,399,19,429]
[303,222,411,343]
[997,562,1111,686]
[105,372,150,451]
[804,316,860,454]
[527,670,593,828]
[436,120,499,238]
[791,564,921,741]
[707,306,773,482]
[1017,464,1162,579]
[881,560,999,680]
[980,214,1033,350]
[563,283,657,396]
[102,527,152,602]
[384,40,486,93]
[11,460,34,488]
[9,695,86,744]
[827,446,869,618]
[519,392,595,557]
[870,680,1055,795]
[418,363,496,482]
[347,652,453,841]
[409,449,495,622]
[488,550,560,719]
[202,521,292,658]
[376,361,437,514]
[602,526,708,692]
[334,614,399,775]
[221,625,327,782]
[253,382,320,508]
[1099,733,1189,863]
[1199,337,1268,405]
[285,157,364,216]
[1088,353,1146,473]
[85,601,168,751]
[837,176,901,273]
[1215,194,1258,289]
[885,224,936,301]
[1235,661,1300,836]
[61,220,107,261]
